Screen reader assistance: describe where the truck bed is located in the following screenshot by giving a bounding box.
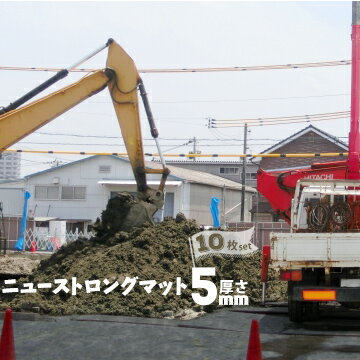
[270,232,360,269]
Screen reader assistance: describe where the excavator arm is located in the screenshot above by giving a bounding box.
[0,70,111,150]
[106,41,169,205]
[0,39,169,228]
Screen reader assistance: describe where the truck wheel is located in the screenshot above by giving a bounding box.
[288,299,304,322]
[288,299,319,322]
[304,301,319,321]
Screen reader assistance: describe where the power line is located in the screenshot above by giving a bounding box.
[41,110,204,121]
[35,131,122,139]
[212,110,349,122]
[151,93,350,104]
[0,92,350,105]
[212,116,349,128]
[31,131,348,142]
[0,60,351,74]
[210,111,350,128]
[33,132,204,141]
[19,141,341,147]
[21,159,46,164]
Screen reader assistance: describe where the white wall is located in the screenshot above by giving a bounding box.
[0,187,24,216]
[0,156,254,225]
[187,183,252,225]
[24,156,185,222]
[25,157,112,221]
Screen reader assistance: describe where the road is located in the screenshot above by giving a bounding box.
[4,305,360,360]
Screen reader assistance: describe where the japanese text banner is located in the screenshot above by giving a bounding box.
[189,227,258,260]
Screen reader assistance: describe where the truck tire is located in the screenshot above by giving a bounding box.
[288,298,304,322]
[288,280,320,322]
[288,282,304,322]
[288,298,319,322]
[304,301,320,321]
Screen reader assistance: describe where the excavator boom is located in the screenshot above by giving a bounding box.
[0,70,111,151]
[0,39,169,229]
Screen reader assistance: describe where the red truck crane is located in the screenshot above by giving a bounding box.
[257,2,360,222]
[259,3,360,322]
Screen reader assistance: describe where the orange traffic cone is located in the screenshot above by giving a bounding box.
[0,309,16,360]
[30,241,36,253]
[246,320,262,360]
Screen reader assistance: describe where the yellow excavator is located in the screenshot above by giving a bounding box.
[0,39,169,229]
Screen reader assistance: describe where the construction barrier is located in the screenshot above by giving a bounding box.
[3,149,350,158]
[0,309,15,360]
[246,320,262,360]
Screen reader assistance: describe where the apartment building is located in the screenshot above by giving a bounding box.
[0,152,21,179]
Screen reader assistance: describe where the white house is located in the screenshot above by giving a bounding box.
[0,155,256,232]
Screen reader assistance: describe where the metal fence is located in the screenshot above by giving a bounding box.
[0,217,26,244]
[0,215,290,252]
[23,229,95,252]
[0,216,95,252]
[227,221,290,248]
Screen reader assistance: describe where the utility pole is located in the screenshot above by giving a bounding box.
[193,137,196,162]
[240,123,248,222]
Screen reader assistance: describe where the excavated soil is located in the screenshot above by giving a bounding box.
[0,256,40,276]
[0,194,286,318]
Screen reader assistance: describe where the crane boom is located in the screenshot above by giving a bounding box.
[257,2,360,222]
[348,1,360,179]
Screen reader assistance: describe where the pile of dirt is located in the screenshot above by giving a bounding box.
[1,195,286,318]
[0,256,40,276]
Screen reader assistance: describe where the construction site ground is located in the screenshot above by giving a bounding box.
[1,215,359,359]
[0,251,48,276]
[5,304,360,360]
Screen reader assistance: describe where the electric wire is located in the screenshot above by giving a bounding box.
[150,93,350,104]
[211,116,349,128]
[0,60,351,73]
[210,111,350,128]
[17,141,346,147]
[0,93,350,105]
[33,131,347,141]
[212,111,349,123]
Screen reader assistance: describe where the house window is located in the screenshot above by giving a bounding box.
[219,167,239,175]
[61,186,86,200]
[35,186,60,200]
[246,173,257,180]
[99,165,111,174]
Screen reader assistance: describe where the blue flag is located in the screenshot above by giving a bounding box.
[210,197,220,228]
[15,191,31,251]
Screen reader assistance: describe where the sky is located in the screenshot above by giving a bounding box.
[0,1,354,176]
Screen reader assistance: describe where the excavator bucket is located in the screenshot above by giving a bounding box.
[94,191,164,237]
[123,187,165,230]
[122,199,159,231]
